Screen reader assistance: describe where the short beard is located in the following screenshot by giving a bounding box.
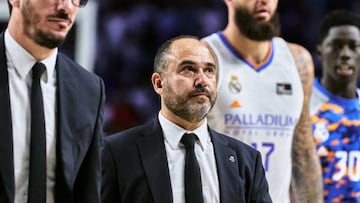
[34,30,65,49]
[234,6,280,41]
[22,1,66,48]
[163,84,215,123]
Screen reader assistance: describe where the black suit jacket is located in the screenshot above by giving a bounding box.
[102,119,272,203]
[0,33,105,203]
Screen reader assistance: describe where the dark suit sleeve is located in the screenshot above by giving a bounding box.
[73,78,105,203]
[249,151,272,203]
[101,140,121,203]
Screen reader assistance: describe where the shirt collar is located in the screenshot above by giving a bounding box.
[4,29,58,83]
[158,111,210,151]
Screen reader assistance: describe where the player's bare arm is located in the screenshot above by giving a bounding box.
[288,43,323,203]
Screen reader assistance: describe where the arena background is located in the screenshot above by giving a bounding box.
[1,0,359,134]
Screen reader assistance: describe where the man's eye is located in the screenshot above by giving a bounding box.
[205,68,216,76]
[206,68,214,73]
[184,66,195,71]
[331,42,342,49]
[350,42,360,49]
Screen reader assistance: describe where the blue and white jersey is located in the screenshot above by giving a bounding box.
[203,32,304,203]
[311,79,360,203]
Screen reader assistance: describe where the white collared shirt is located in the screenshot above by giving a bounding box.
[5,30,57,203]
[158,112,220,203]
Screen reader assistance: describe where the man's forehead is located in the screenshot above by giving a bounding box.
[171,38,203,50]
[170,39,214,60]
[328,25,360,37]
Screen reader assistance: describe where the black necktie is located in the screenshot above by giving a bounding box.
[181,133,204,203]
[28,62,46,203]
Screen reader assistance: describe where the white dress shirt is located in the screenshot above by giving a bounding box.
[5,30,57,203]
[158,111,220,203]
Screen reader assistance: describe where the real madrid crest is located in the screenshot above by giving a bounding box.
[229,75,241,94]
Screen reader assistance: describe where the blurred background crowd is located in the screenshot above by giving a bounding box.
[2,0,360,134]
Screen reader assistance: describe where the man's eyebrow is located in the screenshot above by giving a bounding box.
[205,62,217,69]
[179,60,196,66]
[179,60,217,68]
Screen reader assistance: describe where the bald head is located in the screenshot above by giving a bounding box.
[153,35,218,75]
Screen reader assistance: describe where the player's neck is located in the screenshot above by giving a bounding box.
[321,77,358,99]
[222,27,271,65]
[160,108,205,131]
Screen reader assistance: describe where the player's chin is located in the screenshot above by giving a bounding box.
[194,96,211,104]
[50,30,69,40]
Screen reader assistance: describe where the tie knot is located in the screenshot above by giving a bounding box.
[181,133,197,149]
[32,62,46,81]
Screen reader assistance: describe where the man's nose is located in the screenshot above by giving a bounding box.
[194,71,209,87]
[339,45,352,61]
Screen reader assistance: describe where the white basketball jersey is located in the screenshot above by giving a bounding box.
[203,32,304,203]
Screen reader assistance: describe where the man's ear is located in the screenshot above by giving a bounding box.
[8,0,20,13]
[316,44,323,61]
[151,72,163,94]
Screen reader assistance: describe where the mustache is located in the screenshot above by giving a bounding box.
[189,86,211,98]
[48,12,72,24]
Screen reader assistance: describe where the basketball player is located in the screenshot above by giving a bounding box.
[310,9,360,202]
[202,0,323,202]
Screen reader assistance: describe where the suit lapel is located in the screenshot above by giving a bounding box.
[0,33,15,202]
[137,120,173,203]
[210,129,240,203]
[56,57,78,189]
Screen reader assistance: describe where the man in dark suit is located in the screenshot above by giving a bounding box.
[1,0,105,202]
[102,35,272,203]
